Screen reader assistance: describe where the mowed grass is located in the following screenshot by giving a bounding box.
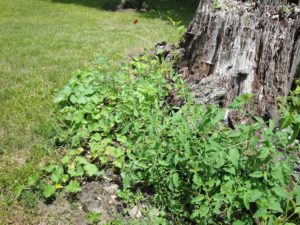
[0,0,196,223]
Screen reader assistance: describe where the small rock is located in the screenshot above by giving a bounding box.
[128,205,143,218]
[136,210,143,218]
[78,181,122,223]
[103,184,119,195]
[272,14,279,20]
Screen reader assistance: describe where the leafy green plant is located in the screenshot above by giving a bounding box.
[212,0,222,9]
[18,189,40,209]
[282,5,292,15]
[28,55,300,224]
[280,80,300,144]
[85,211,101,225]
[167,17,186,40]
[119,94,299,224]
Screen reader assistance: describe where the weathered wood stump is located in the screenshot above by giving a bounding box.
[178,0,300,120]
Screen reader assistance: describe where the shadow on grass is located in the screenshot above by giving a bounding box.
[50,0,119,10]
[145,0,198,25]
[50,0,199,25]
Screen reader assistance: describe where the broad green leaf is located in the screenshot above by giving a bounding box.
[229,94,253,109]
[158,160,169,166]
[113,158,123,168]
[193,174,203,187]
[211,109,225,125]
[116,135,127,144]
[83,164,98,177]
[248,189,263,202]
[208,140,222,150]
[268,198,283,212]
[75,147,84,155]
[289,123,300,144]
[76,95,87,104]
[253,208,267,218]
[224,166,236,175]
[228,148,240,168]
[233,221,245,225]
[51,173,61,183]
[294,185,300,205]
[212,198,222,214]
[68,166,84,177]
[243,192,250,209]
[43,165,57,173]
[122,173,131,190]
[294,207,300,215]
[248,136,259,149]
[91,95,104,104]
[191,195,205,204]
[91,133,102,142]
[51,166,64,183]
[43,185,56,198]
[61,174,69,183]
[199,205,209,217]
[250,171,264,178]
[15,185,24,199]
[271,163,289,185]
[53,86,72,103]
[75,156,89,165]
[99,156,109,165]
[61,156,70,164]
[65,180,81,193]
[215,151,226,168]
[28,172,40,186]
[280,115,294,129]
[254,116,265,124]
[272,186,289,199]
[174,154,179,165]
[258,148,270,159]
[172,172,179,188]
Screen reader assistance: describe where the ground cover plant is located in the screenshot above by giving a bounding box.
[26,53,300,224]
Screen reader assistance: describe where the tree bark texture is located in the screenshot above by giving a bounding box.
[178,0,300,119]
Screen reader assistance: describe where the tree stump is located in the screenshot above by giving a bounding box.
[178,0,300,120]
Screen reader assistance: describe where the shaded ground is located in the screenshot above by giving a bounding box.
[50,0,199,25]
[0,0,196,223]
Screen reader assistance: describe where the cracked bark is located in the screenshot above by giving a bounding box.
[178,0,300,120]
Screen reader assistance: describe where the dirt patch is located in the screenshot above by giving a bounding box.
[78,181,123,223]
[36,195,86,225]
[33,178,151,224]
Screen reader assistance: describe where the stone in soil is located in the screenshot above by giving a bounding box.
[77,181,123,223]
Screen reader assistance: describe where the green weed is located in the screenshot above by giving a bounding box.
[30,54,300,224]
[85,211,102,225]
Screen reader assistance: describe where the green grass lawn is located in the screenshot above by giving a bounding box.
[0,0,196,223]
